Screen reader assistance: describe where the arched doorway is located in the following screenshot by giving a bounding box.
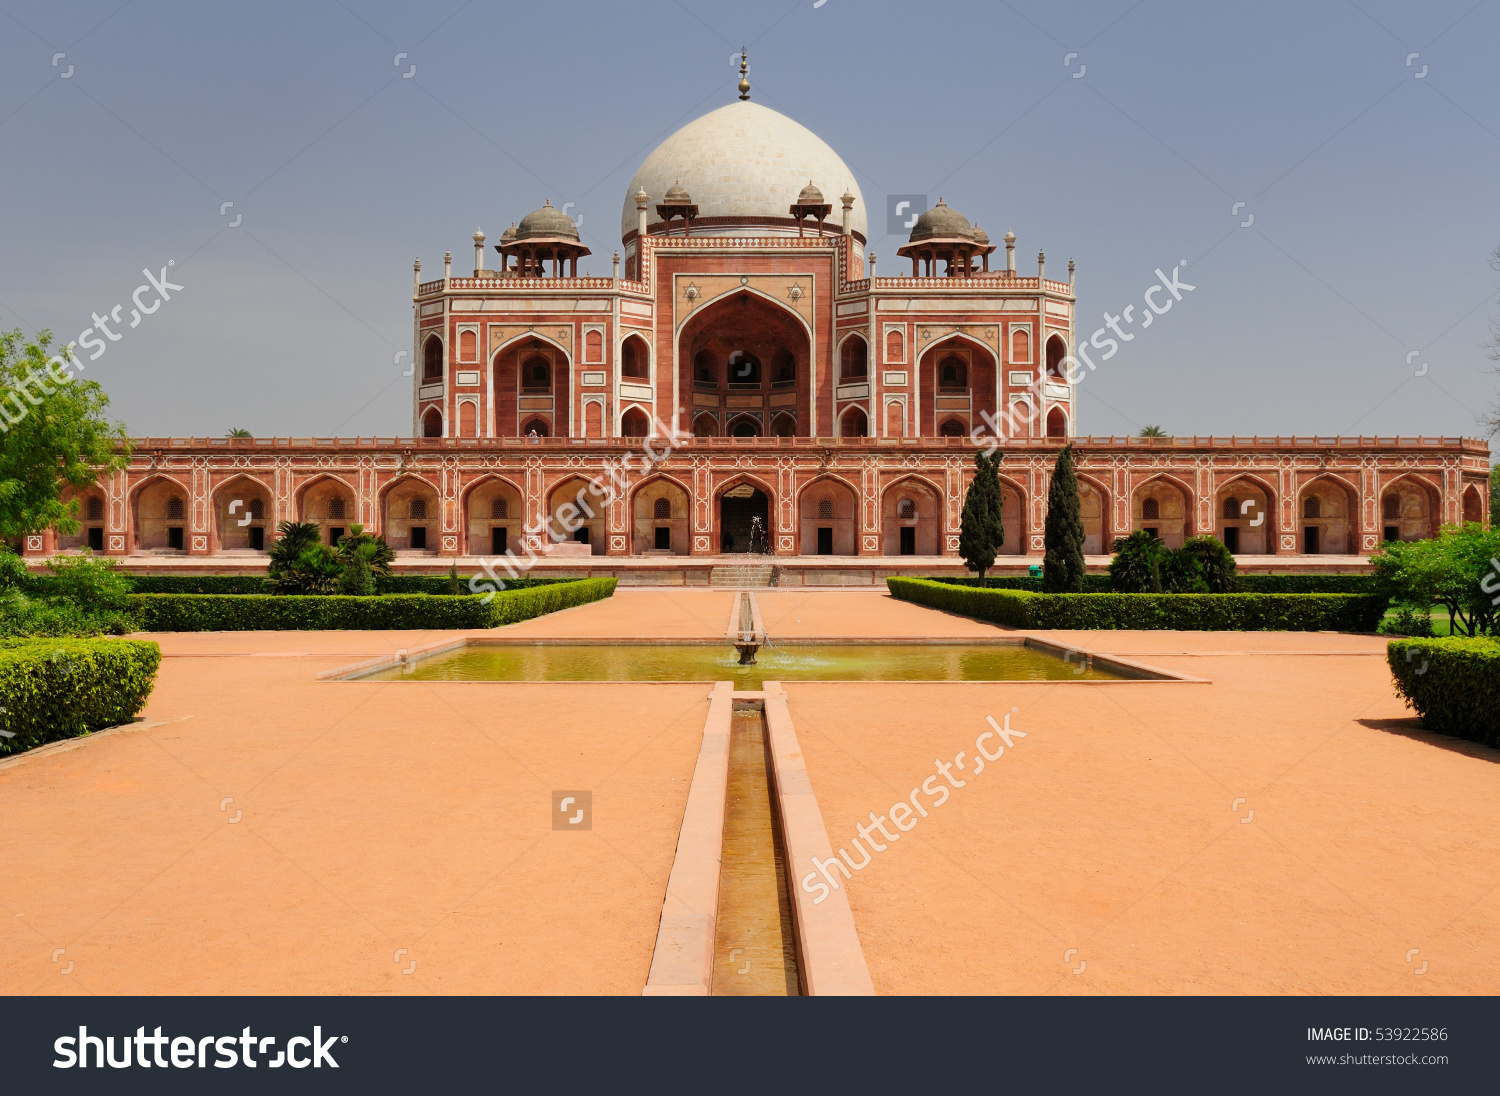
[58,486,108,552]
[1463,483,1484,525]
[131,476,191,553]
[692,413,718,438]
[1379,476,1439,542]
[727,415,762,438]
[632,477,690,555]
[621,334,650,380]
[1045,407,1067,438]
[719,481,770,554]
[1298,476,1357,554]
[678,291,809,438]
[882,477,941,556]
[1078,478,1106,555]
[421,408,442,438]
[1133,478,1190,548]
[213,475,272,553]
[621,407,649,437]
[1216,478,1273,555]
[298,475,357,546]
[839,405,868,437]
[919,335,996,437]
[382,477,441,552]
[464,476,523,557]
[548,476,608,555]
[799,478,858,555]
[493,336,570,437]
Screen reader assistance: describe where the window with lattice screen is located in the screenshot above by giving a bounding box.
[898,498,915,519]
[1142,498,1160,520]
[491,498,508,519]
[653,498,670,520]
[410,498,427,519]
[167,497,184,520]
[818,498,834,519]
[86,496,104,521]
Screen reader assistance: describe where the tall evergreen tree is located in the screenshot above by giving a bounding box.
[959,451,1005,585]
[1042,444,1086,592]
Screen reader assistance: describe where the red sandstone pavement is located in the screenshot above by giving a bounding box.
[0,588,1495,995]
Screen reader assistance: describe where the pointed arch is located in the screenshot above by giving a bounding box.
[674,283,814,339]
[725,413,763,438]
[798,473,860,556]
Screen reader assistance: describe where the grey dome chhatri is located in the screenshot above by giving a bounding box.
[663,180,692,203]
[908,197,973,243]
[499,222,518,243]
[797,181,824,204]
[515,200,579,242]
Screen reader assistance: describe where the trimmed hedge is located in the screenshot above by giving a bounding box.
[129,577,617,632]
[37,574,592,597]
[376,575,581,595]
[931,573,1377,595]
[1387,637,1500,747]
[0,638,161,755]
[889,577,1388,632]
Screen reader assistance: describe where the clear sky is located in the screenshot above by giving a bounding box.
[1,0,1497,444]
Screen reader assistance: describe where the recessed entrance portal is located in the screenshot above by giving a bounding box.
[720,484,769,554]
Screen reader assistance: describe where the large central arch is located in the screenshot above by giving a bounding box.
[678,290,810,438]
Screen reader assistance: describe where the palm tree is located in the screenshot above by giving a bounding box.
[227,427,252,438]
[1138,425,1167,438]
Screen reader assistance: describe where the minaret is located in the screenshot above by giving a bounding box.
[412,258,421,293]
[472,228,485,276]
[444,249,452,283]
[1004,230,1016,274]
[840,189,855,236]
[1037,250,1045,282]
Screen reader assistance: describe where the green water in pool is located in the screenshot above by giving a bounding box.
[360,643,1123,687]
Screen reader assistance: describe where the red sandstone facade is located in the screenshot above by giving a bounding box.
[25,93,1491,566]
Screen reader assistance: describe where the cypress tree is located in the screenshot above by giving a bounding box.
[959,451,1005,585]
[1042,444,1086,592]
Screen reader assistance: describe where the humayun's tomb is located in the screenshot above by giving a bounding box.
[28,68,1491,579]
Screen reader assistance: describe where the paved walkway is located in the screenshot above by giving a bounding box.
[0,588,1494,995]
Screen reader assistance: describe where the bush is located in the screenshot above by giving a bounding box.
[130,577,617,631]
[888,577,1388,632]
[376,574,580,595]
[1108,530,1165,593]
[1181,535,1236,593]
[1387,636,1500,746]
[1380,605,1435,638]
[0,638,161,755]
[118,575,273,595]
[930,572,1376,594]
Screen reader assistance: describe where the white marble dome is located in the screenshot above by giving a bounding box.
[621,100,867,241]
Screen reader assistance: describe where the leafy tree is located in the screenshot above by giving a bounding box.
[1491,464,1499,527]
[1180,534,1237,593]
[958,451,1005,585]
[1042,444,1085,592]
[1159,547,1209,593]
[1137,425,1167,438]
[227,428,252,438]
[1107,530,1165,593]
[334,523,393,580]
[273,543,342,595]
[447,560,461,595]
[337,541,376,596]
[1371,523,1500,636]
[0,330,130,539]
[44,551,132,612]
[0,546,135,636]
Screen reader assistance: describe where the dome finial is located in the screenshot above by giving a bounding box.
[737,48,750,100]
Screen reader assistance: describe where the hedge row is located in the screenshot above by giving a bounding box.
[1387,637,1500,747]
[33,574,589,596]
[129,577,617,631]
[932,573,1377,594]
[889,578,1388,631]
[0,638,161,755]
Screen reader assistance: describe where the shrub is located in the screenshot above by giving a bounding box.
[1380,605,1435,638]
[888,577,1388,632]
[1371,524,1500,636]
[43,551,132,612]
[337,542,376,596]
[129,577,617,631]
[1108,531,1165,593]
[1387,636,1500,746]
[334,524,394,579]
[1159,546,1209,594]
[0,638,161,755]
[121,575,272,594]
[1181,535,1236,594]
[959,451,1005,583]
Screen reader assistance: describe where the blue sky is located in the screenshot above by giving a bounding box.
[1,0,1496,444]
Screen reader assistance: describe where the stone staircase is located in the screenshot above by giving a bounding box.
[710,561,777,588]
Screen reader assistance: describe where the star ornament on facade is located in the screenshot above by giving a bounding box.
[683,281,702,306]
[786,283,805,302]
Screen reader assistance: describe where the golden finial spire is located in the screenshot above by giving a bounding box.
[737,48,750,100]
